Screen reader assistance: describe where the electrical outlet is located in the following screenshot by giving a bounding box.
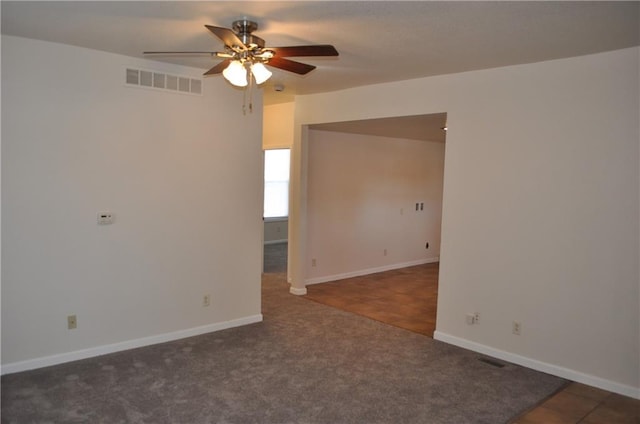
[425,242,430,249]
[203,294,211,307]
[512,321,521,335]
[474,312,480,324]
[312,258,317,267]
[67,315,77,330]
[466,314,476,325]
[97,212,114,225]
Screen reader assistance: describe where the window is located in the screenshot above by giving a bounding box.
[264,149,290,218]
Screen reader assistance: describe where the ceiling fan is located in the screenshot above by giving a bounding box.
[144,20,339,88]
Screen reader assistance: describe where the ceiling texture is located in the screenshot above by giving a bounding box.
[2,1,639,107]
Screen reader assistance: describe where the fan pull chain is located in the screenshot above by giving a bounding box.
[242,82,248,115]
[242,72,255,115]
[249,73,254,114]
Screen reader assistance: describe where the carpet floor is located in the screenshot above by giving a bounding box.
[1,273,566,423]
[263,242,287,273]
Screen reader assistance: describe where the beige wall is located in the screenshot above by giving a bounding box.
[290,47,640,396]
[305,130,444,283]
[2,36,263,370]
[263,102,294,149]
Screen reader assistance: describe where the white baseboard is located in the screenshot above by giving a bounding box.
[433,330,640,400]
[289,286,307,295]
[304,257,439,285]
[264,239,288,245]
[1,314,263,375]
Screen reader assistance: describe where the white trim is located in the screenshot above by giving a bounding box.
[433,330,640,400]
[289,286,307,295]
[304,257,439,285]
[264,239,288,245]
[1,314,263,375]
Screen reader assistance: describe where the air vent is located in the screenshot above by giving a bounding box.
[126,68,139,85]
[140,70,152,87]
[178,77,190,93]
[125,67,203,96]
[190,79,202,94]
[166,75,178,91]
[153,72,165,89]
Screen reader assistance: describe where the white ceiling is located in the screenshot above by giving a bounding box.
[2,1,639,107]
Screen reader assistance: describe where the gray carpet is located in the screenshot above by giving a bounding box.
[263,242,288,273]
[1,273,566,423]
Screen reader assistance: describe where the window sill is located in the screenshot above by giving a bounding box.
[264,217,288,223]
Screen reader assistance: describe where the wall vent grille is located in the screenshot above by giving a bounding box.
[125,67,203,96]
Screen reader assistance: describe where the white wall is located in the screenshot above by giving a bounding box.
[264,219,288,244]
[305,130,443,283]
[1,36,264,370]
[291,47,640,396]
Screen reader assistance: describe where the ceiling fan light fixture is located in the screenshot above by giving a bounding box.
[222,60,248,87]
[251,62,272,85]
[255,50,275,59]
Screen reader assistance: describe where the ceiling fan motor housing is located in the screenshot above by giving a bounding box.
[232,20,265,49]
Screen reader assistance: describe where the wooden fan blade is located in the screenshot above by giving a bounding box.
[269,45,339,57]
[142,51,218,54]
[142,51,220,57]
[205,25,246,51]
[203,59,231,76]
[267,57,316,75]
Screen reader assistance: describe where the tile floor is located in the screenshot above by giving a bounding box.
[512,382,639,423]
[305,262,439,337]
[303,263,640,424]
